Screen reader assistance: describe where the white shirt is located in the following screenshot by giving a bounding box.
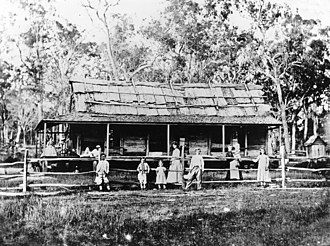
[189,154,204,171]
[96,160,109,175]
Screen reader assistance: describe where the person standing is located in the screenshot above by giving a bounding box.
[254,147,271,187]
[166,142,182,184]
[225,145,234,180]
[94,153,110,191]
[155,160,167,189]
[40,140,58,172]
[92,145,102,171]
[137,158,150,190]
[184,148,204,190]
[41,140,57,157]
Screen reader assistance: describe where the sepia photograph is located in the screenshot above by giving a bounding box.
[0,0,329,245]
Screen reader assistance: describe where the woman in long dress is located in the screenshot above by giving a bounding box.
[166,142,182,184]
[254,148,271,187]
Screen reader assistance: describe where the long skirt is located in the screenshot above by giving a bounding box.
[257,163,271,182]
[166,160,182,183]
[229,160,240,179]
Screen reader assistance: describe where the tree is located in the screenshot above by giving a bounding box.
[15,0,52,122]
[142,0,256,84]
[44,20,98,115]
[0,0,99,145]
[240,1,330,153]
[82,0,121,81]
[0,60,13,144]
[82,0,158,82]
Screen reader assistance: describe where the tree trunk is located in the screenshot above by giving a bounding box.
[15,125,22,144]
[291,121,296,154]
[304,116,308,140]
[313,115,318,135]
[22,129,26,147]
[37,101,43,123]
[280,105,291,154]
[9,130,13,142]
[274,74,290,154]
[3,121,9,144]
[106,28,119,81]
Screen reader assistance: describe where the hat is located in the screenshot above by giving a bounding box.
[96,145,101,148]
[100,152,106,157]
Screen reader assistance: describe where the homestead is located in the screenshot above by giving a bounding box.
[35,78,281,167]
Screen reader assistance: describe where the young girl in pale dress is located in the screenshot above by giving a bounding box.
[155,160,167,189]
[254,148,271,187]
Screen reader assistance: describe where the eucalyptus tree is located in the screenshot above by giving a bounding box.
[240,0,330,153]
[0,0,98,144]
[142,0,245,84]
[0,60,13,144]
[82,0,157,82]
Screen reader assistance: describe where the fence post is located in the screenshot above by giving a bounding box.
[23,149,28,193]
[180,139,185,189]
[280,145,286,189]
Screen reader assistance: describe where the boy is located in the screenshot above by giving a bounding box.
[137,158,150,190]
[94,153,110,191]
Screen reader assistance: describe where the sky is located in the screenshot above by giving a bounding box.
[1,0,330,43]
[53,0,330,43]
[53,0,330,26]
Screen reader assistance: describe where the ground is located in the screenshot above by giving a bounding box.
[0,187,329,246]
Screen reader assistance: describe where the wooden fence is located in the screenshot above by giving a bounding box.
[0,150,329,196]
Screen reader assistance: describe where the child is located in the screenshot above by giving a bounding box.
[155,160,167,189]
[94,153,110,191]
[254,147,271,187]
[137,158,150,190]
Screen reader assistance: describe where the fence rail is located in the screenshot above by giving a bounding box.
[1,150,329,196]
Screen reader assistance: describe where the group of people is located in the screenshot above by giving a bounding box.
[225,144,271,187]
[93,141,272,191]
[136,142,205,190]
[94,141,205,191]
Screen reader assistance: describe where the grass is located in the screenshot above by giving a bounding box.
[0,187,329,245]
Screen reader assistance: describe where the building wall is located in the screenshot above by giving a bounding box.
[70,123,269,157]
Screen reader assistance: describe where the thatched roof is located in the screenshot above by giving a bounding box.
[37,78,281,128]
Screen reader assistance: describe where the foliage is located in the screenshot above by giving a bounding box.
[0,0,98,144]
[237,1,330,152]
[142,0,248,83]
[0,0,329,150]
